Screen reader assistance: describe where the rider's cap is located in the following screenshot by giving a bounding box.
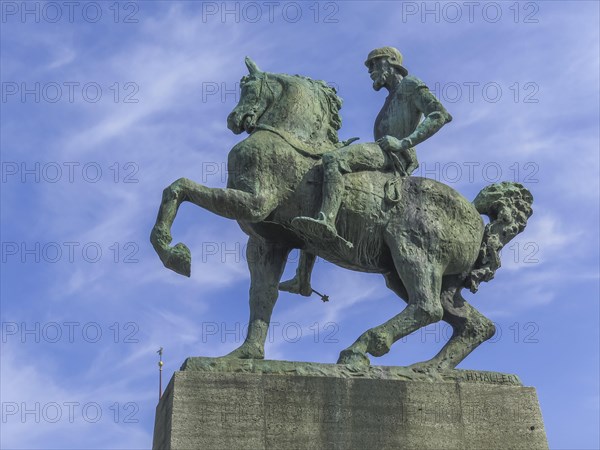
[364,47,408,77]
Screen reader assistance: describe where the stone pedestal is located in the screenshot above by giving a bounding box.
[153,358,548,450]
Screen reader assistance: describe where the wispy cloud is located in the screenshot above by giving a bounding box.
[1,1,598,449]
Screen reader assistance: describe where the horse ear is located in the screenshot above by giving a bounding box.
[245,57,261,75]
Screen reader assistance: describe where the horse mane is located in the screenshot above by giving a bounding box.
[304,76,343,144]
[280,73,343,145]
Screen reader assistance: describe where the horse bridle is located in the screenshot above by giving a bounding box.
[242,73,276,125]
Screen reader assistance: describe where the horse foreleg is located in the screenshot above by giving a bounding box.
[150,177,278,276]
[225,237,291,359]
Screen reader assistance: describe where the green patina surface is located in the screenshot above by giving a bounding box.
[181,357,523,386]
[150,48,533,371]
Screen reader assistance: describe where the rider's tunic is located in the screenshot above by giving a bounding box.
[334,75,450,175]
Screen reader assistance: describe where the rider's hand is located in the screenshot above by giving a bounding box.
[377,136,412,152]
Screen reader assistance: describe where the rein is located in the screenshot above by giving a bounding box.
[253,124,335,159]
[250,74,339,159]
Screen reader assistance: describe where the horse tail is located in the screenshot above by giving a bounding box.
[464,181,534,293]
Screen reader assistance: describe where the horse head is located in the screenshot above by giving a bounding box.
[227,57,343,148]
[227,57,281,135]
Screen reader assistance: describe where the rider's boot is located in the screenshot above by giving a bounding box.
[315,168,345,240]
[292,165,353,248]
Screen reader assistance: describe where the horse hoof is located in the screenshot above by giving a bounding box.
[164,242,192,277]
[337,349,370,368]
[366,330,393,357]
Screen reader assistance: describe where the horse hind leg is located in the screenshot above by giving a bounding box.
[378,272,496,370]
[412,275,496,371]
[338,245,444,366]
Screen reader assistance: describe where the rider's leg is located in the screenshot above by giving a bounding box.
[298,144,389,228]
[318,151,346,230]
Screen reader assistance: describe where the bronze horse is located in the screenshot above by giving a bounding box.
[150,58,533,368]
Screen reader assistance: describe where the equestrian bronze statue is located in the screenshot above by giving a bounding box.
[150,53,533,369]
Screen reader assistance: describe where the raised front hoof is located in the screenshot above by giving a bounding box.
[162,242,192,277]
[279,277,312,297]
[291,217,354,249]
[337,349,370,368]
[224,343,264,360]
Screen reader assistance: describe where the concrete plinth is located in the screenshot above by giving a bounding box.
[153,358,548,450]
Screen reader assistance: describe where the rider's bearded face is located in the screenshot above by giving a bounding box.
[368,58,393,91]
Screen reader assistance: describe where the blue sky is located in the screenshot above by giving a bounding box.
[1,1,598,448]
